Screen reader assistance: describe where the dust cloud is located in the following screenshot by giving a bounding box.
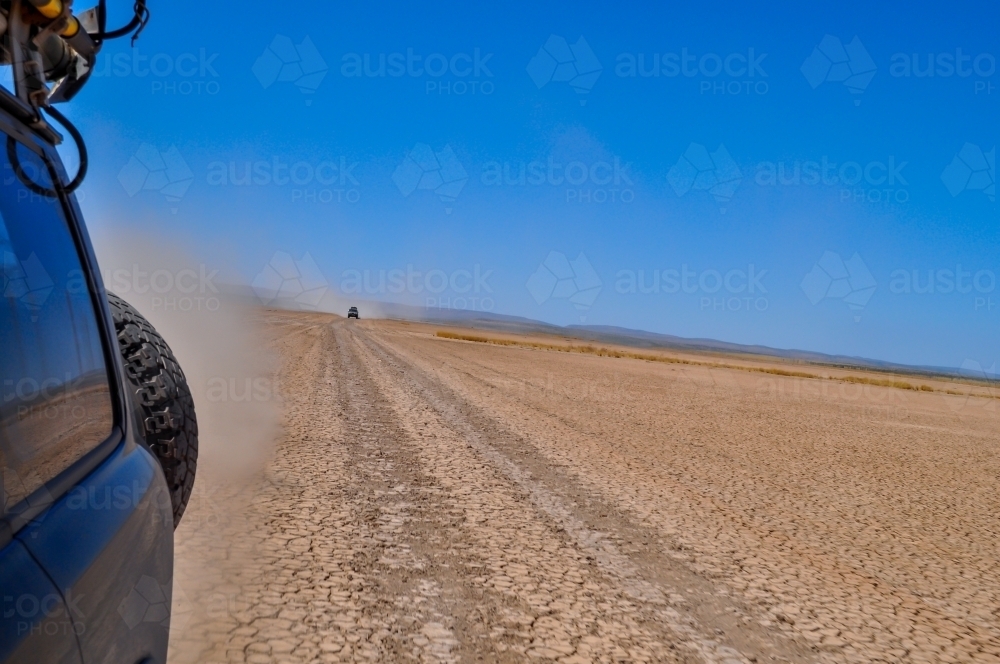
[89,227,281,482]
[89,227,283,663]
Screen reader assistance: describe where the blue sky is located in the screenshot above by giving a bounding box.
[58,0,998,369]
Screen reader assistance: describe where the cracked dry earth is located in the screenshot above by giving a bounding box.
[168,313,1000,664]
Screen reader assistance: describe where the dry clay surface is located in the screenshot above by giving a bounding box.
[168,313,1000,664]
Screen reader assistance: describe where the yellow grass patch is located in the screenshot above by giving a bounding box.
[434,330,991,398]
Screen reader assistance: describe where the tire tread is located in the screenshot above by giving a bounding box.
[107,293,197,528]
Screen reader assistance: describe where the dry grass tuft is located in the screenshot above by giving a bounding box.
[436,331,818,377]
[434,330,993,399]
[840,375,936,392]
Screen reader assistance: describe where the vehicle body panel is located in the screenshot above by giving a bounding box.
[0,540,82,664]
[18,440,173,664]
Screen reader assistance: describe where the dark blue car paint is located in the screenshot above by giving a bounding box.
[0,540,82,664]
[19,440,173,664]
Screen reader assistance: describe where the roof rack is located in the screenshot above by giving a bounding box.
[0,0,148,190]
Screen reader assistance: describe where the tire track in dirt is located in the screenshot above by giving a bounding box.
[227,320,516,663]
[178,318,691,662]
[351,325,796,664]
[341,324,693,662]
[172,313,1000,663]
[367,324,1000,664]
[171,320,476,662]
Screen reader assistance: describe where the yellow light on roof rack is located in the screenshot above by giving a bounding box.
[27,0,83,39]
[30,0,62,18]
[60,16,80,37]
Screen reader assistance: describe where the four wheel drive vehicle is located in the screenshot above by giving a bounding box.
[348,306,359,319]
[1,2,197,663]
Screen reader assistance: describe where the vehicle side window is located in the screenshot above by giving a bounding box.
[0,134,113,520]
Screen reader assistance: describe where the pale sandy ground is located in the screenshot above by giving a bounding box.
[168,312,1000,664]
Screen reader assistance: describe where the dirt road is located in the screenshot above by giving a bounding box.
[168,313,1000,664]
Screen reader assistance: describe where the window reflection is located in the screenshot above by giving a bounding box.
[0,137,112,517]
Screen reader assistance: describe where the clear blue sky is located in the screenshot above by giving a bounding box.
[64,0,997,369]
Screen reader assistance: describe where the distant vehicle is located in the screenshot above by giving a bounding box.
[348,306,360,319]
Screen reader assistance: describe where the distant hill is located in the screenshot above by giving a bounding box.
[233,286,988,383]
[325,300,991,382]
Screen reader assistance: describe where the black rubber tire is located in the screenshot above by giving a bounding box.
[107,293,198,528]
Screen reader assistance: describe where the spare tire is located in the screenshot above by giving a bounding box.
[107,293,198,528]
